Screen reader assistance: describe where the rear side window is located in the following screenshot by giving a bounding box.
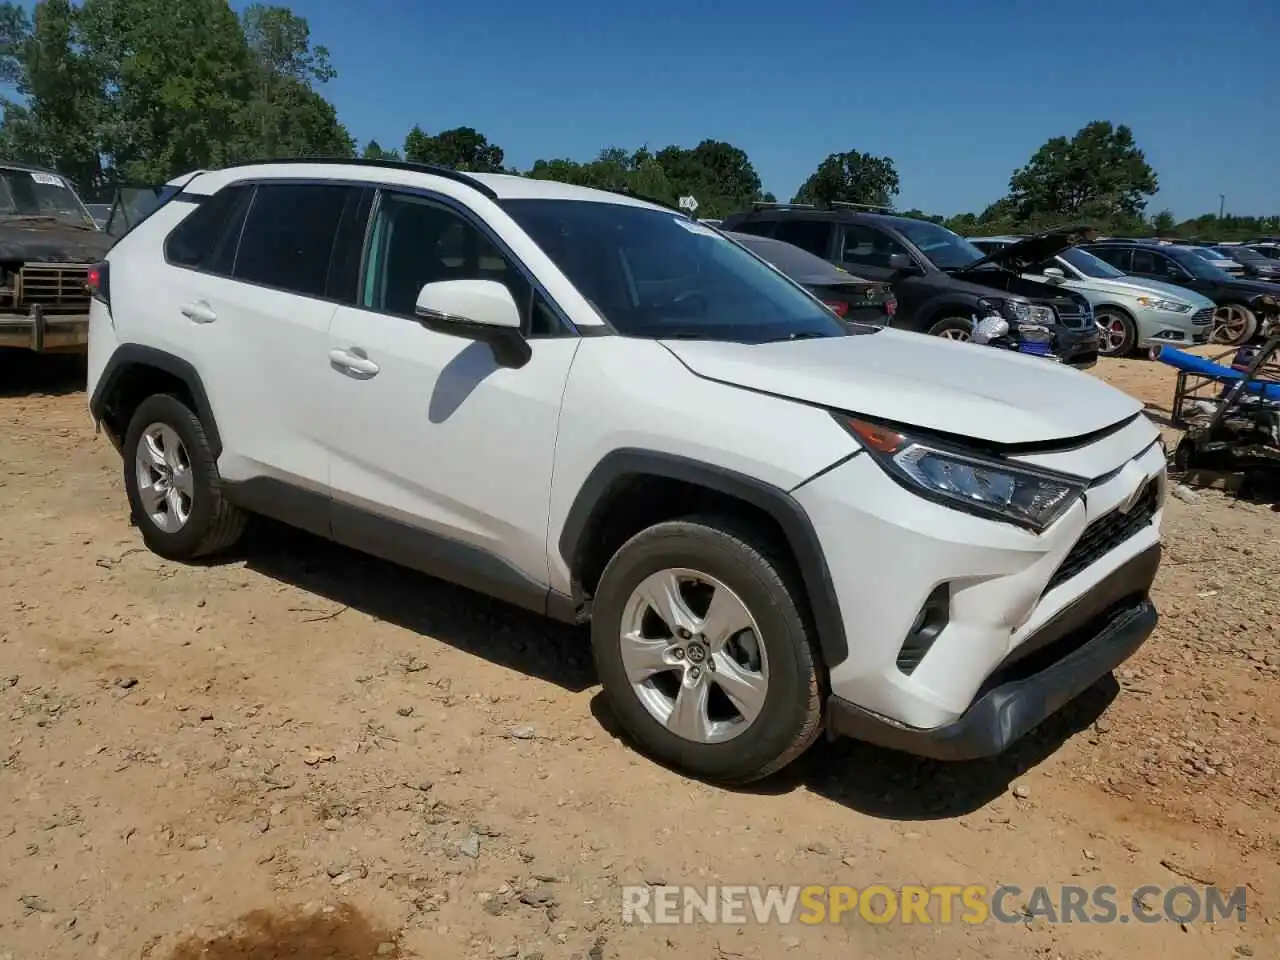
[1090,246,1131,271]
[164,185,252,272]
[773,219,832,257]
[730,219,776,238]
[234,183,358,299]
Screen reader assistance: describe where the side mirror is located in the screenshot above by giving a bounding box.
[414,279,531,368]
[1043,267,1066,282]
[887,253,917,272]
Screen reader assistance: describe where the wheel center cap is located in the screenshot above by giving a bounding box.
[685,641,707,664]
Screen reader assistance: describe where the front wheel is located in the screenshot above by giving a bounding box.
[590,516,823,784]
[1095,308,1137,357]
[928,316,974,341]
[1212,304,1257,346]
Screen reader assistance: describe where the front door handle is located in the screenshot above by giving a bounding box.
[180,301,217,324]
[328,348,380,378]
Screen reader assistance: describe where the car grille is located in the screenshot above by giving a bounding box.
[1045,479,1159,593]
[1191,307,1214,326]
[1054,303,1092,329]
[13,263,91,315]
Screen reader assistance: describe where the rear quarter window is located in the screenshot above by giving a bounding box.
[163,184,253,274]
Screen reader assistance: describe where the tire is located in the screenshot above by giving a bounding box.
[1094,307,1137,357]
[590,515,824,784]
[122,393,247,561]
[1212,303,1257,346]
[927,316,974,341]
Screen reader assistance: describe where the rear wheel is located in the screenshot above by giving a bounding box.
[122,394,247,560]
[928,316,974,341]
[1095,307,1137,357]
[1212,303,1257,346]
[590,515,823,784]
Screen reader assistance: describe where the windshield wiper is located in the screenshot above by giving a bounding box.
[761,331,829,343]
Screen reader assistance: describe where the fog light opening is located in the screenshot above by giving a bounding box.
[896,583,951,676]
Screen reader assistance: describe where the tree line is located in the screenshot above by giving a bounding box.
[0,0,1273,239]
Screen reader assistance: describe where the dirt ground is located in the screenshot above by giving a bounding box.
[0,347,1276,960]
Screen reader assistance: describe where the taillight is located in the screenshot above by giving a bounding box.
[823,300,849,318]
[86,261,109,306]
[885,296,898,316]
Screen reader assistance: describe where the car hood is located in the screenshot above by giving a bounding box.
[1056,273,1215,307]
[964,224,1095,273]
[661,328,1142,446]
[0,217,114,262]
[1224,276,1280,298]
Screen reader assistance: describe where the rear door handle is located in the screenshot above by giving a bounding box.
[180,301,217,324]
[328,348,380,378]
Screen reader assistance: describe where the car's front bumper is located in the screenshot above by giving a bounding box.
[828,546,1158,759]
[1054,323,1101,367]
[1136,306,1214,348]
[793,420,1165,749]
[0,308,89,352]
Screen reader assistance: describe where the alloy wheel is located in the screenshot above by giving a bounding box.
[134,422,194,533]
[618,568,768,744]
[1211,304,1254,345]
[937,328,970,342]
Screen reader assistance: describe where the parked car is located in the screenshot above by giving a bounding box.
[1215,244,1280,281]
[725,230,896,326]
[1184,245,1245,277]
[86,158,1165,783]
[0,161,114,352]
[719,205,1100,367]
[970,236,1214,357]
[1082,240,1280,345]
[1244,242,1280,261]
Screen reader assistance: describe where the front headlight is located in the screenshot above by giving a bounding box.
[837,416,1087,532]
[987,298,1056,326]
[1135,296,1191,313]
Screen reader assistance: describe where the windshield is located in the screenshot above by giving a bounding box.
[894,219,986,270]
[501,199,854,342]
[0,167,94,226]
[1189,246,1230,260]
[1059,246,1127,279]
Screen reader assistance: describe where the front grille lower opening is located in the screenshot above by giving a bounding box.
[1045,480,1158,594]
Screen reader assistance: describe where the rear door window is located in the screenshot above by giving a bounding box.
[233,182,359,299]
[773,219,832,257]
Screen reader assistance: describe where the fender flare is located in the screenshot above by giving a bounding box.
[558,448,849,669]
[89,344,222,457]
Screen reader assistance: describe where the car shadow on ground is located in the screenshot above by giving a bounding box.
[223,518,1115,822]
[587,678,1116,821]
[0,349,86,397]
[229,519,596,693]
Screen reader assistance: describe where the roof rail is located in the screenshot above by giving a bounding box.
[828,200,895,214]
[235,156,500,201]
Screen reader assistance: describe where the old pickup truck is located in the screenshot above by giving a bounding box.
[0,162,114,352]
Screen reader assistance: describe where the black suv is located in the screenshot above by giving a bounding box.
[1081,240,1280,345]
[720,205,1101,367]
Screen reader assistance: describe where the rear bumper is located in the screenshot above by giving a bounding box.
[0,309,89,352]
[827,544,1160,760]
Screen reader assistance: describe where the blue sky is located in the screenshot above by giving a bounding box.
[266,0,1277,219]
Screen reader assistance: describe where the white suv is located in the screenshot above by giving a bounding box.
[85,160,1166,783]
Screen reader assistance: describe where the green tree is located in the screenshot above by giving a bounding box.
[79,0,257,182]
[651,140,763,217]
[361,139,401,161]
[0,0,106,188]
[236,4,352,160]
[1008,121,1157,223]
[793,150,899,208]
[1151,210,1176,234]
[403,125,504,171]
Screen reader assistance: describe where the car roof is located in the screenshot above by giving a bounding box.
[726,230,870,284]
[168,159,675,213]
[724,206,926,231]
[0,160,64,177]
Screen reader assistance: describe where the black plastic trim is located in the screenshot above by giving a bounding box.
[89,344,223,457]
[558,449,849,668]
[219,478,580,624]
[828,544,1161,760]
